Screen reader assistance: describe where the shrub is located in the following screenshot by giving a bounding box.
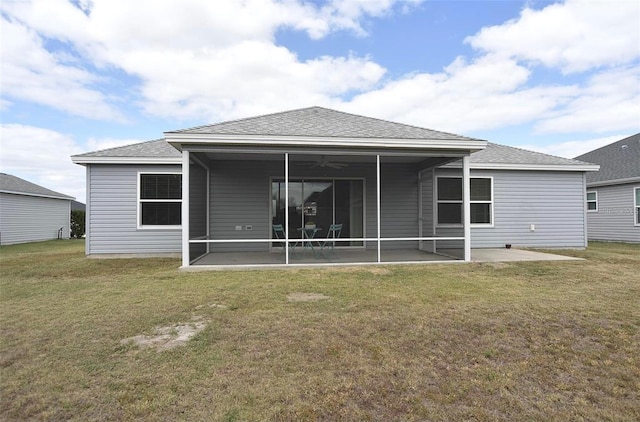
[70,210,86,238]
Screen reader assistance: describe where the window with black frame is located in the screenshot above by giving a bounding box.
[139,173,182,227]
[437,176,493,225]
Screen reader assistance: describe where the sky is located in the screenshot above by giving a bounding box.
[1,0,639,202]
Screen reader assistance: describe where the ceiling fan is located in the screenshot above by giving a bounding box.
[303,155,349,169]
[310,156,349,169]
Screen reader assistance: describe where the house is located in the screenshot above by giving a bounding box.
[71,107,598,268]
[0,173,75,245]
[71,200,86,212]
[574,133,640,243]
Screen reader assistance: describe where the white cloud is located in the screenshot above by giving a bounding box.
[518,134,631,159]
[466,0,640,73]
[131,41,385,121]
[0,124,86,200]
[0,0,417,122]
[0,15,124,121]
[534,66,640,134]
[337,54,578,133]
[0,0,637,141]
[0,125,147,201]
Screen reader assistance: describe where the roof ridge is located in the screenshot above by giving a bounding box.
[72,138,164,157]
[167,106,321,133]
[574,132,640,159]
[165,106,482,141]
[316,106,480,141]
[488,142,592,165]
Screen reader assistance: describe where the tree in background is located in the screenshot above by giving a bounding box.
[70,210,85,238]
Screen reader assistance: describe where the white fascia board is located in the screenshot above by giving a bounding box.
[0,190,74,201]
[71,156,182,165]
[586,176,640,187]
[165,133,487,152]
[470,162,601,172]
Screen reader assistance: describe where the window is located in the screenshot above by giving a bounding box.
[635,188,640,226]
[586,191,597,212]
[138,173,182,228]
[437,177,493,226]
[437,177,463,224]
[470,178,493,225]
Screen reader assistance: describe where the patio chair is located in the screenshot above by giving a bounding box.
[272,224,296,254]
[320,223,342,258]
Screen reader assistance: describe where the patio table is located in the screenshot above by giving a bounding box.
[297,227,322,255]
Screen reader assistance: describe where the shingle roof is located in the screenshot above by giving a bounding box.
[73,139,592,169]
[71,107,595,171]
[471,142,593,167]
[0,173,74,200]
[167,106,479,141]
[72,139,181,158]
[574,133,640,184]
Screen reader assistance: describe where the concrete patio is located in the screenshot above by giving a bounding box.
[187,247,582,269]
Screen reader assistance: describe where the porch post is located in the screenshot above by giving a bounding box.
[418,170,423,251]
[463,155,471,262]
[376,154,381,263]
[284,153,289,265]
[181,150,190,267]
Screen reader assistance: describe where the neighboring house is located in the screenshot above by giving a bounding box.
[574,133,640,243]
[71,200,86,212]
[0,173,75,245]
[71,107,598,268]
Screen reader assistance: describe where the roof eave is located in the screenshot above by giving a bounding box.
[71,156,182,165]
[586,176,640,187]
[164,133,487,152]
[0,189,75,201]
[471,163,601,172]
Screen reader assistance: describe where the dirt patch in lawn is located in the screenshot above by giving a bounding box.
[328,266,393,275]
[121,317,207,351]
[287,293,331,302]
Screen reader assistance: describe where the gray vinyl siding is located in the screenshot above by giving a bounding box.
[86,164,182,255]
[0,193,70,245]
[84,159,591,257]
[431,170,587,248]
[208,160,276,252]
[380,164,419,249]
[471,170,587,248]
[586,183,640,243]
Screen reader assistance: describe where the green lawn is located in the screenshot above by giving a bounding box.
[1,240,639,421]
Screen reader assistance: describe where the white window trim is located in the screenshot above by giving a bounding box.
[137,171,182,230]
[586,190,598,213]
[435,176,493,227]
[634,187,640,227]
[470,176,494,228]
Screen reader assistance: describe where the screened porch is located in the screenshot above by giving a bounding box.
[180,148,473,268]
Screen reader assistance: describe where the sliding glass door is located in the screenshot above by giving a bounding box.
[271,179,363,246]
